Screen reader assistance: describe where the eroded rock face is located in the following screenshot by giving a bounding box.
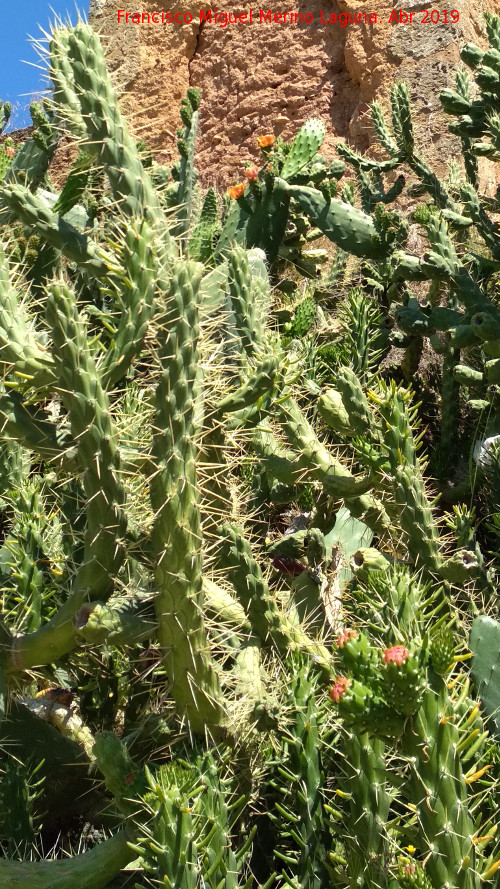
[89,0,497,189]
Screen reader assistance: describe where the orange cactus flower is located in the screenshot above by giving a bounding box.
[382,645,410,666]
[329,676,351,703]
[257,134,275,149]
[227,182,246,200]
[244,165,259,181]
[4,144,14,159]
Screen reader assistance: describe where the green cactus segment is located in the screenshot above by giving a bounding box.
[429,625,456,675]
[439,549,482,583]
[396,860,434,889]
[150,260,225,732]
[413,214,498,316]
[216,177,290,265]
[217,356,280,414]
[0,389,74,467]
[341,733,392,889]
[93,731,147,809]
[217,522,284,644]
[5,487,46,633]
[246,176,291,264]
[188,187,218,262]
[317,388,353,436]
[48,31,89,140]
[0,100,11,136]
[366,384,443,573]
[45,281,127,596]
[226,245,265,360]
[52,151,93,218]
[203,577,252,636]
[281,118,326,180]
[341,492,392,538]
[0,184,120,278]
[50,24,163,225]
[470,616,500,738]
[131,748,253,889]
[394,464,442,573]
[217,523,332,676]
[354,566,433,639]
[3,101,59,191]
[375,382,420,468]
[371,101,400,156]
[400,672,481,889]
[174,89,200,235]
[0,247,56,390]
[272,658,332,889]
[11,282,127,670]
[99,220,156,387]
[471,312,500,342]
[454,364,484,385]
[336,367,373,434]
[337,139,401,173]
[76,601,156,646]
[332,615,488,887]
[0,830,135,889]
[277,396,372,498]
[289,185,387,258]
[380,649,426,716]
[0,757,42,858]
[351,547,391,581]
[233,638,266,707]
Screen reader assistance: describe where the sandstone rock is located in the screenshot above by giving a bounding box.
[86,0,495,190]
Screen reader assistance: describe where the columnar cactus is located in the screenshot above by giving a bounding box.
[1,11,500,889]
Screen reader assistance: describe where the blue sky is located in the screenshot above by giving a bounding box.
[2,2,89,130]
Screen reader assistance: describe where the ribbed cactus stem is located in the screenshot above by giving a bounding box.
[400,672,481,889]
[227,245,264,361]
[10,281,127,669]
[343,733,391,888]
[150,260,225,734]
[99,220,156,387]
[394,464,442,573]
[50,24,165,226]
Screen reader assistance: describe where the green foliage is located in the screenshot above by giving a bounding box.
[1,13,500,889]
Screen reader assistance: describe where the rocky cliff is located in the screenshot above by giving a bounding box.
[88,0,497,188]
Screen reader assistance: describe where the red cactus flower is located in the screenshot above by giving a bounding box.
[336,628,357,648]
[257,134,275,149]
[244,166,259,180]
[227,182,246,200]
[330,676,351,703]
[244,165,259,181]
[5,145,14,159]
[383,645,410,666]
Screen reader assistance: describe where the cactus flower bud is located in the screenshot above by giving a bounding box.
[382,645,410,666]
[227,182,246,200]
[257,134,275,148]
[330,676,350,702]
[336,628,357,647]
[244,165,259,181]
